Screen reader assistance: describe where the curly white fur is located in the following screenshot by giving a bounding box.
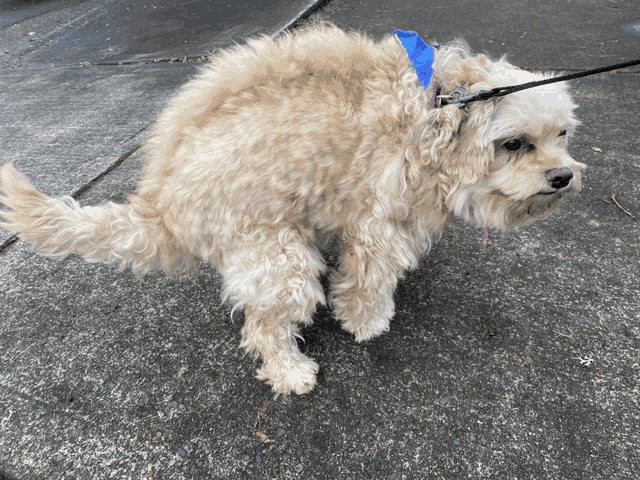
[0,21,585,394]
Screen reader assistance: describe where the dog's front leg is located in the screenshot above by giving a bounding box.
[329,219,419,342]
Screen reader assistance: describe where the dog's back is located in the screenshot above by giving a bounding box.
[0,23,383,274]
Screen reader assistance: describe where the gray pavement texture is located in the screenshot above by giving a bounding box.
[0,0,639,479]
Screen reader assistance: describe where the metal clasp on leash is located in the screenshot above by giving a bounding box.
[436,87,495,108]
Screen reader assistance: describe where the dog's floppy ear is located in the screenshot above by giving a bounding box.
[426,100,496,185]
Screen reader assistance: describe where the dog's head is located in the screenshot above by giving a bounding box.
[427,42,585,230]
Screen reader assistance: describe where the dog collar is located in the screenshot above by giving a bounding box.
[393,30,438,108]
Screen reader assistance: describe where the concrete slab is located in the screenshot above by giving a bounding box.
[1,0,639,479]
[0,0,325,67]
[0,63,195,244]
[0,0,85,30]
[0,64,194,189]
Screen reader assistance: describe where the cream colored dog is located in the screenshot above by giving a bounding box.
[0,22,584,395]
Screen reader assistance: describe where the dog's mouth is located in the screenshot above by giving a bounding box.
[537,187,570,196]
[527,191,563,217]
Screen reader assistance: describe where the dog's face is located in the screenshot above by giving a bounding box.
[438,61,586,230]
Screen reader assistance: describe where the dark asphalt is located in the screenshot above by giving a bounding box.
[1,0,639,479]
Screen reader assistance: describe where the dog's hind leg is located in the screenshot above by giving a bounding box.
[220,225,326,395]
[329,219,420,342]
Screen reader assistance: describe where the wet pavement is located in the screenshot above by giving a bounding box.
[0,0,639,479]
[0,0,324,66]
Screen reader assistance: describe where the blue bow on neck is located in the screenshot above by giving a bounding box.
[393,30,436,90]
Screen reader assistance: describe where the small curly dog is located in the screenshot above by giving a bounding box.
[0,22,584,394]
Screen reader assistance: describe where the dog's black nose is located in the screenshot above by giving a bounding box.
[546,167,573,190]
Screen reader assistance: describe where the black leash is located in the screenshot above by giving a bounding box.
[437,57,640,108]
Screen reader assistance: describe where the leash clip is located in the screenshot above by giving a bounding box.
[436,87,495,108]
[436,87,473,108]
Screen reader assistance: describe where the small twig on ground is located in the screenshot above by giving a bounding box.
[254,400,275,443]
[610,194,636,220]
[553,330,571,338]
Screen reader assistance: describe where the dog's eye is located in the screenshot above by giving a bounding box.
[503,139,524,151]
[559,130,567,137]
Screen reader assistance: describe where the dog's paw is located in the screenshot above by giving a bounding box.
[257,356,319,395]
[344,316,390,342]
[332,288,394,342]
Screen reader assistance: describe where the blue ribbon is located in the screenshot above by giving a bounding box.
[393,30,436,90]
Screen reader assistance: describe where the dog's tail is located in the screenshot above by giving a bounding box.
[0,163,196,276]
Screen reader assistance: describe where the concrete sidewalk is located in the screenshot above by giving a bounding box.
[1,0,639,479]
